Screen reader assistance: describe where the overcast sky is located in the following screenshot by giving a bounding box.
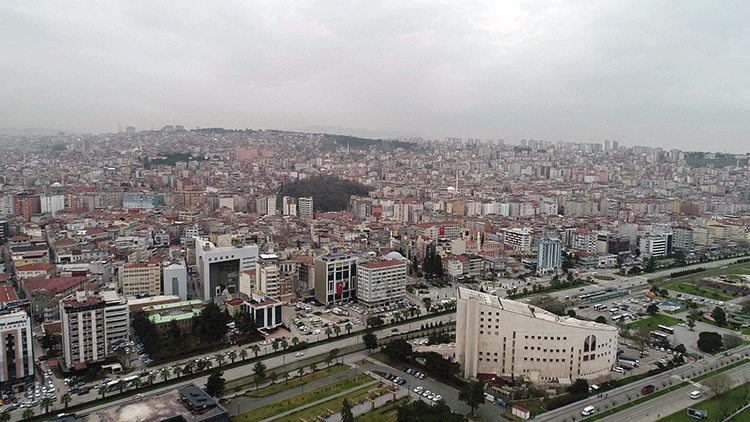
[2,1,749,152]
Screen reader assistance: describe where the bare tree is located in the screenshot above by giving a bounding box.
[703,373,731,397]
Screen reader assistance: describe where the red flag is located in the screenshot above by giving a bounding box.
[336,282,344,295]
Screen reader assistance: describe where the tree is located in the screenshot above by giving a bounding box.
[240,348,249,361]
[253,360,267,388]
[271,341,279,353]
[147,373,156,385]
[98,385,108,399]
[281,339,288,350]
[595,316,607,324]
[40,396,54,414]
[635,325,651,353]
[341,398,354,422]
[228,350,237,364]
[697,331,723,353]
[160,367,171,382]
[568,310,577,318]
[569,378,589,395]
[60,392,72,409]
[703,373,731,396]
[116,379,127,393]
[269,372,278,384]
[216,354,225,366]
[396,400,464,422]
[22,409,34,421]
[298,366,306,378]
[459,380,485,414]
[366,315,384,328]
[383,339,413,361]
[712,306,727,326]
[0,411,10,422]
[193,302,231,344]
[345,322,352,334]
[291,336,299,346]
[252,344,261,357]
[645,257,656,273]
[310,362,318,373]
[326,327,333,339]
[283,371,290,382]
[363,331,378,353]
[134,377,142,390]
[173,366,182,378]
[646,303,659,314]
[330,348,340,364]
[205,370,226,398]
[687,317,696,331]
[333,325,341,337]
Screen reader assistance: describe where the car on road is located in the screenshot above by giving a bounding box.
[295,352,304,357]
[581,405,596,416]
[641,385,655,395]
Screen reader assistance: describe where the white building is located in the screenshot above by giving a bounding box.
[639,231,673,257]
[257,262,279,299]
[314,253,358,305]
[298,197,313,219]
[569,230,598,254]
[503,228,532,251]
[41,194,66,216]
[60,290,129,370]
[357,259,407,308]
[163,261,188,301]
[537,238,562,274]
[0,310,34,390]
[195,238,259,302]
[456,287,618,382]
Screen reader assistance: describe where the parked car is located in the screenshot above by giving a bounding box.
[641,385,655,395]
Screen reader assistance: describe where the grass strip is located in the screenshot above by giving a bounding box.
[233,373,375,422]
[240,364,349,397]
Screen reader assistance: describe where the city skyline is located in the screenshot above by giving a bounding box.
[3,1,750,153]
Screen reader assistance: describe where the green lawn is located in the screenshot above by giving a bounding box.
[665,281,736,302]
[240,364,349,397]
[282,383,393,422]
[233,373,375,422]
[627,314,683,329]
[656,381,750,422]
[355,397,408,422]
[593,275,616,281]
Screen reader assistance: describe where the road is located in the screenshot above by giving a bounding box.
[536,344,750,422]
[5,312,456,421]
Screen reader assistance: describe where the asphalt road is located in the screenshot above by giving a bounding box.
[536,344,750,422]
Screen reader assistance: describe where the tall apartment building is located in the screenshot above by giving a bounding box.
[282,196,297,216]
[0,220,8,245]
[195,238,258,302]
[537,238,562,274]
[298,197,313,219]
[256,262,279,299]
[569,230,597,254]
[60,290,129,370]
[41,194,66,216]
[503,228,532,251]
[13,193,41,220]
[0,310,34,390]
[314,253,357,305]
[640,232,673,257]
[118,261,162,297]
[122,193,165,209]
[357,259,407,308]
[673,226,694,251]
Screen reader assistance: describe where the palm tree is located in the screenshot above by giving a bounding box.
[147,373,156,385]
[173,366,182,378]
[0,410,10,422]
[216,354,225,367]
[333,325,341,337]
[60,392,72,410]
[309,362,318,373]
[133,377,142,391]
[345,323,352,334]
[22,409,34,420]
[160,367,171,382]
[298,366,305,378]
[325,327,333,339]
[269,372,278,384]
[240,348,249,361]
[283,371,290,382]
[324,354,333,367]
[281,340,288,350]
[228,350,237,364]
[40,396,54,414]
[271,341,279,353]
[185,360,196,375]
[204,359,213,370]
[98,385,108,399]
[291,337,299,346]
[116,379,127,394]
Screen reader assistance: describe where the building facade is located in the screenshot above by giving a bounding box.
[537,238,562,274]
[195,238,259,302]
[60,291,129,370]
[314,254,357,305]
[118,261,162,297]
[298,197,313,219]
[0,310,34,391]
[163,261,188,301]
[357,260,407,308]
[456,288,618,382]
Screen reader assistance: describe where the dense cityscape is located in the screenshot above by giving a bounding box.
[0,127,749,422]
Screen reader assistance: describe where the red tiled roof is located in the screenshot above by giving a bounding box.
[16,263,55,272]
[42,321,62,335]
[25,277,87,294]
[0,285,18,303]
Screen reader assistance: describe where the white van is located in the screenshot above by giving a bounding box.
[689,390,702,399]
[581,405,596,416]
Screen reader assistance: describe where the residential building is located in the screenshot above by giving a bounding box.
[569,230,597,254]
[639,232,673,257]
[456,287,618,382]
[60,290,129,370]
[163,261,188,301]
[122,193,165,209]
[41,194,66,216]
[298,197,313,219]
[673,226,694,251]
[314,253,357,305]
[503,228,532,251]
[0,310,34,391]
[357,259,407,308]
[118,260,162,297]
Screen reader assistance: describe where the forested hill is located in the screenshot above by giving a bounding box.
[277,176,374,212]
[322,134,420,152]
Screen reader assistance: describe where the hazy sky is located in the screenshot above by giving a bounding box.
[2,1,749,152]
